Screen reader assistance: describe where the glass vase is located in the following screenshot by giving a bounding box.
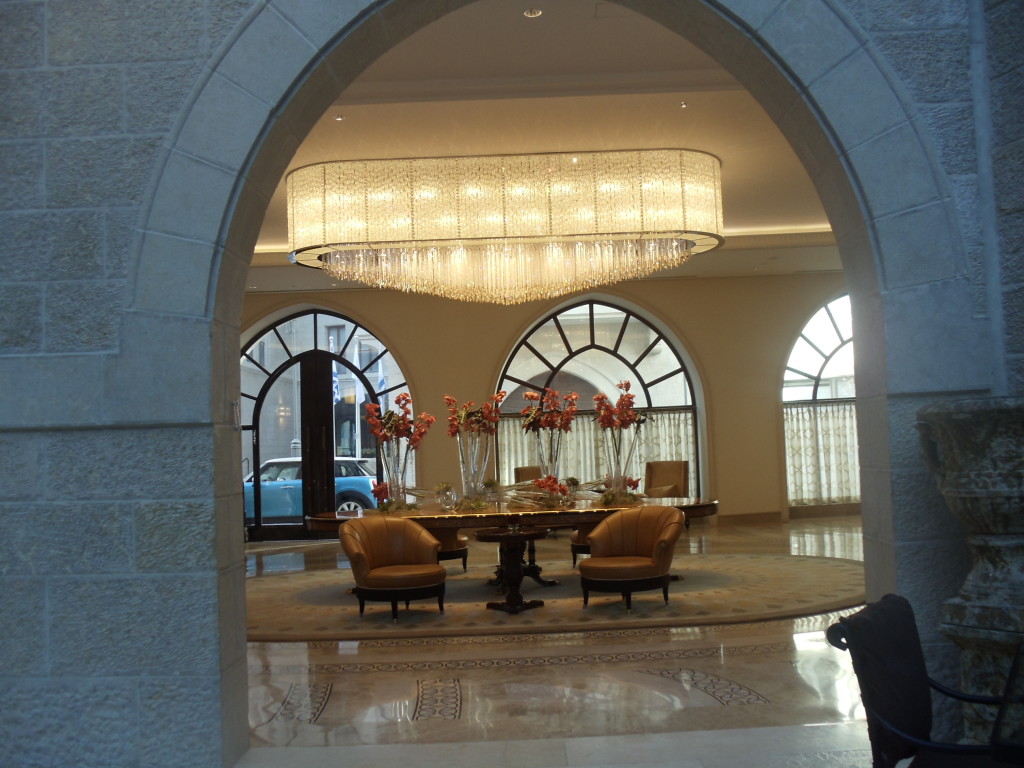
[602,425,641,496]
[534,428,563,481]
[456,431,491,506]
[378,437,410,512]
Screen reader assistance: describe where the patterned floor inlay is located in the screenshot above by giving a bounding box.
[249,641,792,675]
[272,683,332,723]
[643,668,770,705]
[413,679,462,720]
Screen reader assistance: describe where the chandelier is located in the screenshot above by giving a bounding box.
[287,148,724,304]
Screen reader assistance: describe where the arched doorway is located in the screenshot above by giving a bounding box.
[134,0,993,761]
[240,309,412,538]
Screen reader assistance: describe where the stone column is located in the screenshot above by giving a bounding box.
[917,397,1024,742]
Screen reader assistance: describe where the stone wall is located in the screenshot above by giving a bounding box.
[0,1,1019,765]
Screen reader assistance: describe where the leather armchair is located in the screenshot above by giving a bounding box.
[578,505,685,612]
[340,516,447,621]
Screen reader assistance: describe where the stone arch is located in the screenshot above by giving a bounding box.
[133,0,993,756]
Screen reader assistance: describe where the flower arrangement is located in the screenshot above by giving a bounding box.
[444,391,506,436]
[520,388,579,432]
[521,388,579,481]
[365,393,435,512]
[533,474,570,508]
[444,391,506,509]
[593,380,646,505]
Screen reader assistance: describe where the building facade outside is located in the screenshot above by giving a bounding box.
[0,1,1020,765]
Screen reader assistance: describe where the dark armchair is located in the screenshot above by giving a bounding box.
[827,594,1009,767]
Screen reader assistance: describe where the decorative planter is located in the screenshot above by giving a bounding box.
[916,396,1024,740]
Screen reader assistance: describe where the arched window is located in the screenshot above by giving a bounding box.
[497,299,700,495]
[782,295,859,507]
[239,310,408,533]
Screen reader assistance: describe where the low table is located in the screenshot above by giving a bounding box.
[474,525,550,614]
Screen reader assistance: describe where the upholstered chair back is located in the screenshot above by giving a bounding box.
[643,460,689,498]
[340,516,441,584]
[514,465,543,482]
[586,505,684,573]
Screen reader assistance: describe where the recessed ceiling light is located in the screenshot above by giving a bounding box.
[333,114,346,121]
[524,8,542,18]
[679,101,688,109]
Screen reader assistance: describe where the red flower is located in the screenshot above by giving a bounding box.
[444,391,506,436]
[593,380,645,430]
[372,482,390,503]
[520,388,579,433]
[533,474,569,496]
[365,393,435,448]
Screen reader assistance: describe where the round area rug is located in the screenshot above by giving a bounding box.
[246,554,865,641]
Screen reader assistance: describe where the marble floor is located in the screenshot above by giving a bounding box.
[239,515,872,767]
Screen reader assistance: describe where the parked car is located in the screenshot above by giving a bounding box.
[244,457,377,521]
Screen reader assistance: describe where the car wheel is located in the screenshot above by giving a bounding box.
[335,496,366,517]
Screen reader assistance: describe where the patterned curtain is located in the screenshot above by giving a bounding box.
[783,400,860,505]
[498,408,696,492]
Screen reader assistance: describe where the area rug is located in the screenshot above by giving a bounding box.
[246,553,865,641]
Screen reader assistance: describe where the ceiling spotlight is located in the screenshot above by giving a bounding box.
[680,101,688,109]
[333,114,346,121]
[524,8,543,18]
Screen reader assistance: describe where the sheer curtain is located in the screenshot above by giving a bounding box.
[498,408,696,492]
[783,400,860,505]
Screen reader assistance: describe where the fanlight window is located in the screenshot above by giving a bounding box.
[497,299,699,494]
[781,295,860,506]
[783,295,854,402]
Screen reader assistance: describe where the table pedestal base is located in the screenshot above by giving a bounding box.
[486,597,545,614]
[475,527,549,615]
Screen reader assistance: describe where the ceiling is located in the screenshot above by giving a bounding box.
[248,0,840,292]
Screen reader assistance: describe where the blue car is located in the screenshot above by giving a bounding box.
[244,457,378,521]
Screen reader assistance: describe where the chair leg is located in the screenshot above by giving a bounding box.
[662,583,670,603]
[623,592,633,613]
[358,597,366,616]
[438,594,445,613]
[391,600,400,622]
[582,586,589,607]
[461,551,468,572]
[572,548,578,568]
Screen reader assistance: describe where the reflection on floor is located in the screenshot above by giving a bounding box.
[240,515,871,767]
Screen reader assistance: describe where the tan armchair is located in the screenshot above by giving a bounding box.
[339,516,447,621]
[578,505,685,612]
[643,460,689,499]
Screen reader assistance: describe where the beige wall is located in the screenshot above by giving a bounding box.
[241,269,847,519]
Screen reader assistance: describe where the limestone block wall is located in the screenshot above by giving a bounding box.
[0,0,1019,765]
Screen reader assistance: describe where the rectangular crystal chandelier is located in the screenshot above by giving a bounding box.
[288,149,723,304]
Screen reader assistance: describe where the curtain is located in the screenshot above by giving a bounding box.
[783,400,860,505]
[498,408,696,492]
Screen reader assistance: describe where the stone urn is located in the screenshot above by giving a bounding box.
[916,396,1024,741]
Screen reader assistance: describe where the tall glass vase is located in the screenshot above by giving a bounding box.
[457,430,491,505]
[378,437,410,512]
[534,428,563,480]
[602,425,640,494]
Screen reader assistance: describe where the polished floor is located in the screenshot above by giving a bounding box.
[240,515,871,767]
